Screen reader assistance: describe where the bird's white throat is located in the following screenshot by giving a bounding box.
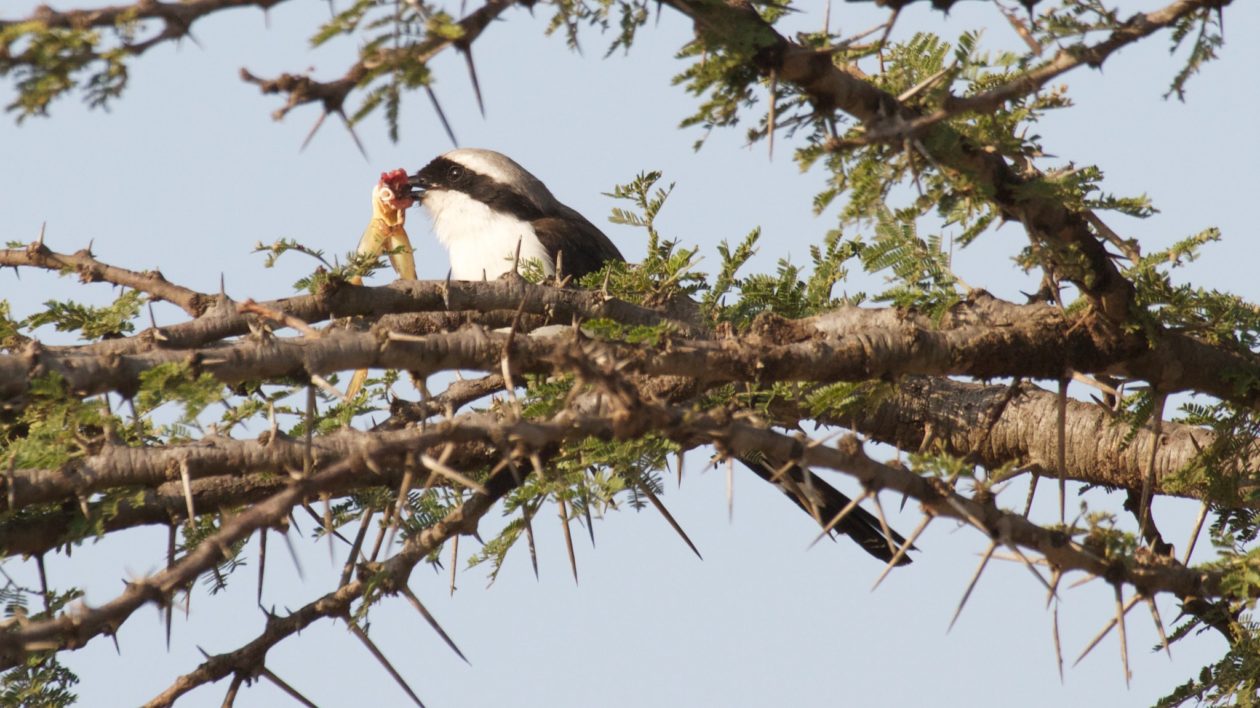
[424,190,555,280]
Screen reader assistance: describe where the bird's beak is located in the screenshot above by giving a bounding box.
[405,173,427,205]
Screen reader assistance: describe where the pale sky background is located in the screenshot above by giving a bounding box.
[2,1,1258,706]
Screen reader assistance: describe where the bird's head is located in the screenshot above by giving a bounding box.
[371,169,414,226]
[406,148,558,217]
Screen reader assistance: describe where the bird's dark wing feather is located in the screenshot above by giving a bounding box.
[532,206,625,280]
[739,455,912,565]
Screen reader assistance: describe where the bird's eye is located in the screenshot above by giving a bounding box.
[447,164,464,181]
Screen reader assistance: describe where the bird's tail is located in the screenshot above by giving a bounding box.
[738,454,912,565]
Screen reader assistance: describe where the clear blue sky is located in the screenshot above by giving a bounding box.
[2,1,1258,705]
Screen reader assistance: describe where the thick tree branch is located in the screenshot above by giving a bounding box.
[0,396,1228,669]
[13,293,1260,405]
[776,375,1252,506]
[50,276,686,357]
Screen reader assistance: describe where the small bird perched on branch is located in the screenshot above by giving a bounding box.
[408,148,622,281]
[391,147,910,564]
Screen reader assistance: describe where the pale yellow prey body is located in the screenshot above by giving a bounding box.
[344,170,417,399]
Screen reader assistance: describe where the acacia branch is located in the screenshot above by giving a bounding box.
[0,0,290,64]
[0,243,211,317]
[844,0,1227,147]
[12,294,1260,406]
[240,0,516,121]
[0,407,604,666]
[49,276,685,357]
[664,0,1140,323]
[0,396,1229,669]
[775,375,1254,507]
[143,460,521,708]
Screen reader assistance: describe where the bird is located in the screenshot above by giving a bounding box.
[406,148,622,281]
[403,148,910,564]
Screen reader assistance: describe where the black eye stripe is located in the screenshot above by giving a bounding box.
[416,156,545,222]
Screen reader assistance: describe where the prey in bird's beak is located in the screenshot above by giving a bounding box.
[405,172,427,203]
[344,168,420,399]
[377,169,416,214]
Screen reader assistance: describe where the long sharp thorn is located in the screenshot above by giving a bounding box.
[558,496,579,585]
[949,540,997,632]
[767,69,778,160]
[1139,392,1167,543]
[1072,592,1140,668]
[869,492,900,557]
[1023,470,1040,517]
[259,667,318,708]
[340,508,373,588]
[676,450,685,488]
[257,528,267,604]
[1052,601,1064,682]
[725,458,734,522]
[1046,568,1062,610]
[808,490,870,549]
[421,453,489,495]
[282,527,305,581]
[337,109,370,161]
[179,462,196,530]
[1146,596,1172,659]
[34,554,50,614]
[580,484,596,548]
[367,511,389,564]
[346,620,426,707]
[871,514,931,590]
[1057,376,1068,524]
[387,469,415,551]
[1068,572,1099,590]
[461,45,486,117]
[767,458,795,483]
[1115,585,1132,687]
[303,386,315,479]
[165,525,176,650]
[1184,502,1209,564]
[301,502,353,546]
[111,631,121,655]
[639,481,703,560]
[400,585,470,664]
[323,494,334,564]
[944,496,988,533]
[425,85,458,148]
[222,674,244,707]
[300,112,328,153]
[1005,543,1052,593]
[448,535,459,596]
[523,504,539,579]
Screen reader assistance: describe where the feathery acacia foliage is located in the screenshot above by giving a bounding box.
[0,0,1255,705]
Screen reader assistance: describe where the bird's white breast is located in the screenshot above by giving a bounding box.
[424,190,554,280]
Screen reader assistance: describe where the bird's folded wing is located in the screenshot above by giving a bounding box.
[532,211,626,281]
